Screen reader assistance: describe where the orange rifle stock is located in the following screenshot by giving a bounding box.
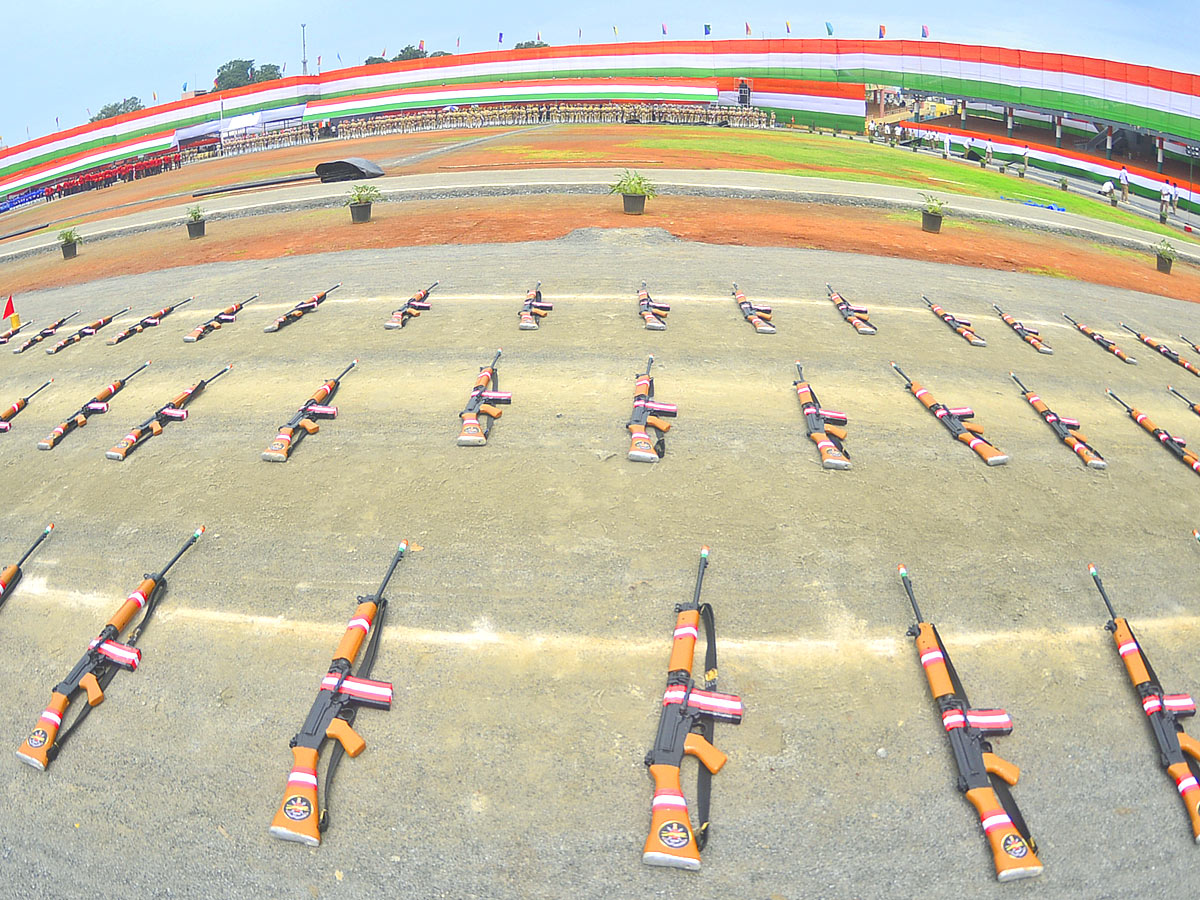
[1062,314,1136,364]
[0,524,53,610]
[16,527,204,770]
[262,359,356,461]
[732,283,775,334]
[1011,373,1105,468]
[46,306,130,354]
[1107,389,1200,476]
[793,362,850,469]
[892,362,1009,465]
[643,547,743,870]
[269,541,406,846]
[637,281,670,331]
[627,355,677,462]
[0,379,52,432]
[457,349,511,445]
[826,283,876,334]
[1090,564,1200,841]
[993,304,1053,354]
[925,295,986,346]
[899,565,1043,881]
[265,283,340,333]
[13,309,80,354]
[107,298,193,345]
[183,293,259,342]
[38,361,151,450]
[107,364,233,460]
[518,281,552,331]
[384,281,438,330]
[1120,323,1200,377]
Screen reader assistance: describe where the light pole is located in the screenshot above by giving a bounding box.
[301,24,308,76]
[1186,144,1199,226]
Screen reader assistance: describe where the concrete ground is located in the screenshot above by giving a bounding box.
[2,228,1200,898]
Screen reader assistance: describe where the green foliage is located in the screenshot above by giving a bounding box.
[254,64,282,82]
[363,56,388,65]
[515,40,550,49]
[58,226,82,245]
[609,169,657,198]
[392,45,427,61]
[1155,239,1177,261]
[429,50,452,58]
[89,97,144,123]
[346,184,382,205]
[921,193,946,216]
[215,59,256,90]
[187,204,204,222]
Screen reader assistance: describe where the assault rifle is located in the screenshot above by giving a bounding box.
[13,309,80,354]
[46,307,129,354]
[384,282,438,330]
[899,565,1042,880]
[732,284,775,334]
[627,355,677,462]
[994,305,1052,354]
[643,547,743,870]
[925,296,986,346]
[457,350,511,446]
[518,282,553,330]
[0,318,32,344]
[266,284,340,332]
[183,293,259,342]
[826,284,876,334]
[793,363,849,469]
[1120,323,1200,377]
[107,298,193,345]
[1090,564,1200,841]
[107,364,232,460]
[1169,385,1200,419]
[1108,390,1200,476]
[892,362,1008,465]
[0,379,52,432]
[638,282,670,331]
[1,524,53,610]
[38,361,151,450]
[1062,314,1136,364]
[1011,373,1105,468]
[262,360,357,462]
[269,542,407,846]
[16,527,204,770]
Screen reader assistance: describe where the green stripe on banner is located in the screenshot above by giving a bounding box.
[759,108,865,133]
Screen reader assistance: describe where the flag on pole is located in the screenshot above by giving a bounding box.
[921,25,929,38]
[152,92,157,102]
[3,296,14,321]
[282,62,287,74]
[498,32,503,43]
[457,37,461,47]
[419,40,425,51]
[785,21,791,34]
[182,82,187,91]
[536,31,541,41]
[86,107,91,117]
[381,48,386,58]
[745,22,751,35]
[878,25,886,38]
[704,24,711,35]
[55,116,59,127]
[577,28,581,40]
[317,55,321,66]
[337,52,342,63]
[825,22,833,35]
[661,23,667,35]
[613,25,618,36]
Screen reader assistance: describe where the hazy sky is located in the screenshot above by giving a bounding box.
[1,0,1195,146]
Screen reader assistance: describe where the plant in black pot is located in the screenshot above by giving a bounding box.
[1059,177,1069,191]
[58,226,82,259]
[1155,238,1176,275]
[186,204,206,239]
[610,169,657,215]
[346,184,382,223]
[920,193,946,234]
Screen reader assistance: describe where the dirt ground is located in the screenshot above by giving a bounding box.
[3,195,1198,306]
[2,229,1200,898]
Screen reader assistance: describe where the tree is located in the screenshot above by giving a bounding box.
[215,58,257,90]
[254,63,282,82]
[89,97,144,123]
[429,50,452,58]
[515,40,550,49]
[364,55,388,65]
[391,45,427,61]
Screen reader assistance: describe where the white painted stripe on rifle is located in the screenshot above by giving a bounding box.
[347,617,371,633]
[40,709,62,726]
[966,712,1011,727]
[1118,640,1139,657]
[288,770,319,788]
[981,813,1012,833]
[128,590,147,609]
[1165,694,1195,711]
[941,711,966,730]
[914,388,928,400]
[674,625,698,639]
[920,649,943,667]
[338,676,393,700]
[652,793,688,810]
[1144,697,1163,714]
[1178,776,1199,794]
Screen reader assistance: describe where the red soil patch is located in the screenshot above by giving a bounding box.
[4,195,1196,302]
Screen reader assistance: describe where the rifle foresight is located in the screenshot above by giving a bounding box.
[897,564,923,624]
[1010,372,1030,393]
[890,361,911,384]
[1088,564,1119,622]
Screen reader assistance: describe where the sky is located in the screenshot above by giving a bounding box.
[1,0,1195,147]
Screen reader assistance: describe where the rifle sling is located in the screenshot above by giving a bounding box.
[694,601,718,851]
[319,596,389,834]
[48,577,167,762]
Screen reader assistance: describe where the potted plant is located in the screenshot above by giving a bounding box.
[58,226,82,259]
[1155,239,1177,274]
[1018,165,1027,179]
[610,169,657,215]
[346,184,382,223]
[186,204,206,239]
[1000,162,1008,174]
[920,193,946,234]
[1059,177,1069,191]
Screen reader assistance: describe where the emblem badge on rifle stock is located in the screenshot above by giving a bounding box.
[27,728,47,748]
[658,821,690,849]
[284,796,312,820]
[1002,834,1029,859]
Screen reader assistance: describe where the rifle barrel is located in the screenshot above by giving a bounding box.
[1088,564,1118,620]
[644,355,654,376]
[426,281,440,292]
[489,349,502,368]
[897,564,923,623]
[125,360,153,381]
[205,364,234,384]
[17,524,54,567]
[922,295,933,307]
[155,527,205,580]
[371,540,410,600]
[1106,389,1133,412]
[333,359,358,382]
[26,379,53,401]
[1010,372,1030,393]
[794,361,804,380]
[1169,385,1193,405]
[692,546,710,606]
[1062,313,1079,325]
[1119,322,1139,336]
[890,361,911,383]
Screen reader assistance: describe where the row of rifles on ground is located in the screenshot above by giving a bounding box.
[6,282,1200,469]
[2,527,1197,877]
